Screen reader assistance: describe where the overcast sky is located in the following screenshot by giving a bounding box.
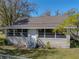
[29,0,79,16]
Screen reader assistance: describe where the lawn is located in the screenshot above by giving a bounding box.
[0,32,79,59]
[0,48,79,59]
[23,48,79,59]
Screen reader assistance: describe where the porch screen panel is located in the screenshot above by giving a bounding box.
[7,29,13,36]
[15,29,22,36]
[46,29,55,38]
[38,29,44,37]
[23,29,28,37]
[56,31,66,38]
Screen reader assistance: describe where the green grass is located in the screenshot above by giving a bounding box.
[0,32,79,59]
[0,48,79,59]
[24,48,79,59]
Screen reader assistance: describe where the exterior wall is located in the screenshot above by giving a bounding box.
[7,29,38,48]
[38,34,70,48]
[7,37,28,48]
[7,29,70,48]
[7,36,37,48]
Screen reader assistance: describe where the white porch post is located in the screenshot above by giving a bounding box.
[67,28,70,39]
[4,29,7,37]
[21,29,23,36]
[13,29,15,36]
[44,29,46,38]
[55,31,56,38]
[3,29,7,46]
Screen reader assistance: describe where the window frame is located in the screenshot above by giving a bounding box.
[56,31,66,38]
[7,29,14,36]
[38,29,55,38]
[45,29,55,38]
[38,29,44,38]
[23,29,28,37]
[38,29,66,38]
[15,29,22,37]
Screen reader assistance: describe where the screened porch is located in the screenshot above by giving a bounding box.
[7,29,66,38]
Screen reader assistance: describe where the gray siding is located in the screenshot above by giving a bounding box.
[38,34,70,48]
[6,29,70,48]
[7,35,70,48]
[38,38,70,48]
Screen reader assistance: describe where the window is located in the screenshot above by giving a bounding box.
[56,31,66,38]
[46,29,55,38]
[38,29,44,37]
[23,29,28,37]
[15,29,22,36]
[38,29,55,38]
[7,29,28,37]
[7,29,13,36]
[38,29,66,38]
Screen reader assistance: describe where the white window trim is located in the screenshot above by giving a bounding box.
[38,29,66,38]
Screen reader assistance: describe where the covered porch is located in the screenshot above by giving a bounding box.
[5,28,70,48]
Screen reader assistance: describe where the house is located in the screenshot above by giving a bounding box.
[1,16,71,48]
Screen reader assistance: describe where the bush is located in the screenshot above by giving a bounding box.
[0,38,5,45]
[70,39,79,48]
[45,41,51,49]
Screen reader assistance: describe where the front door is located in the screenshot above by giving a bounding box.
[28,29,38,48]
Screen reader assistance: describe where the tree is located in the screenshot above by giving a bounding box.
[0,0,36,26]
[42,10,51,16]
[55,14,79,41]
[64,8,78,16]
[0,0,36,48]
[55,9,62,16]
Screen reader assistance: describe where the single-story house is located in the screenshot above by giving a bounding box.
[0,16,73,48]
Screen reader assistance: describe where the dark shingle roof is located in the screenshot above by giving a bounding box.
[1,16,68,29]
[15,16,68,25]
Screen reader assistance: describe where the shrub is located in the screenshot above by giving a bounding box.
[45,41,51,49]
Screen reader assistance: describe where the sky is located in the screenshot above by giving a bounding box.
[29,0,79,16]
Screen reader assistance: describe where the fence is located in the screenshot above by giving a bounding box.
[0,54,31,59]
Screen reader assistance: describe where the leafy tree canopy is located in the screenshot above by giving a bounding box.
[55,14,79,32]
[0,0,36,26]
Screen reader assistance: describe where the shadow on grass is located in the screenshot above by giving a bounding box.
[0,48,58,59]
